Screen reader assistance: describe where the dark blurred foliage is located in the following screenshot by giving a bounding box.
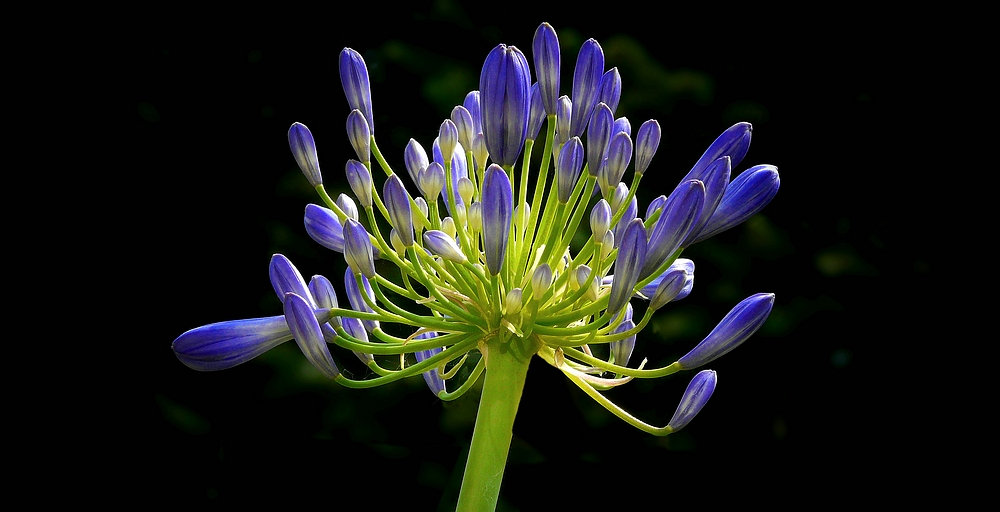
[120,2,926,509]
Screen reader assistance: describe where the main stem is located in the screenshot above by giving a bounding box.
[455,334,537,512]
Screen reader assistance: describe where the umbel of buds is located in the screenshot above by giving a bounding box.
[172,22,781,512]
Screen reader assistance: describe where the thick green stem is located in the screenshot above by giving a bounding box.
[455,334,537,512]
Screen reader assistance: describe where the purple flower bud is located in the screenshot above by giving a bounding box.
[682,156,731,247]
[646,194,667,219]
[346,109,371,164]
[339,48,374,134]
[471,133,488,170]
[481,164,513,275]
[284,292,340,379]
[344,268,379,333]
[684,122,751,183]
[527,82,546,141]
[590,198,612,242]
[569,38,604,138]
[610,303,635,367]
[404,138,429,187]
[677,293,775,369]
[635,120,661,175]
[423,230,467,263]
[345,159,373,208]
[309,274,341,329]
[599,67,622,114]
[532,22,560,115]
[666,369,717,432]
[451,105,475,152]
[172,315,293,371]
[613,117,631,138]
[341,315,373,365]
[612,187,637,248]
[337,193,359,221]
[531,263,553,297]
[556,137,584,203]
[269,253,315,309]
[342,218,375,278]
[288,122,322,187]
[432,138,469,215]
[418,161,446,202]
[688,165,780,244]
[414,332,446,396]
[646,265,691,311]
[304,204,345,253]
[554,95,572,149]
[463,90,482,136]
[607,218,647,317]
[641,180,705,280]
[384,174,414,247]
[438,119,459,164]
[599,131,632,196]
[586,102,613,177]
[480,44,531,168]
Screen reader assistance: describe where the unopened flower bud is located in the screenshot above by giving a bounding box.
[345,159,373,208]
[666,370,717,432]
[677,293,775,369]
[288,122,323,187]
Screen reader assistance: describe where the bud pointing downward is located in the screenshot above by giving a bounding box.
[677,293,775,369]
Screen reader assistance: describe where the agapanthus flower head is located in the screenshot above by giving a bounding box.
[175,24,784,507]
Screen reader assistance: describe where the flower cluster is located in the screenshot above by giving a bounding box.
[172,22,780,438]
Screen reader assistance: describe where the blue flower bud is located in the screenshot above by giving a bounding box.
[339,48,374,134]
[481,164,513,275]
[554,95,572,149]
[284,292,340,379]
[384,174,414,247]
[682,156,731,247]
[304,204,345,253]
[308,274,341,329]
[610,303,635,367]
[438,119,459,165]
[677,293,775,369]
[527,82,546,141]
[611,186,637,248]
[641,179,705,280]
[599,67,622,114]
[342,218,376,278]
[419,161,446,202]
[451,105,476,152]
[414,332,446,396]
[404,138,429,187]
[480,44,531,168]
[532,22,560,115]
[635,120,661,175]
[639,258,694,305]
[531,263,553,297]
[599,131,632,196]
[688,165,780,244]
[423,230,467,263]
[172,315,293,371]
[684,122,751,183]
[556,137,584,203]
[344,267,379,333]
[288,122,322,187]
[590,198,612,242]
[346,109,371,164]
[646,264,690,311]
[587,102,613,177]
[433,138,469,215]
[666,370,717,432]
[337,193,359,221]
[607,218,646,317]
[463,90,482,136]
[345,159,373,208]
[569,38,605,138]
[341,315,373,365]
[269,253,316,308]
[645,194,667,219]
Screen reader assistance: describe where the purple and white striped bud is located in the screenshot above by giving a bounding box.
[685,122,752,183]
[269,253,315,309]
[472,133,489,170]
[599,131,632,196]
[284,292,340,379]
[641,179,705,280]
[569,38,605,138]
[635,120,661,175]
[463,90,482,136]
[531,263,553,297]
[404,138,429,187]
[309,274,341,330]
[480,44,531,168]
[419,161,446,202]
[433,138,469,215]
[414,332,446,396]
[413,197,429,232]
[607,218,646,317]
[646,194,667,219]
[677,293,775,369]
[587,102,613,177]
[666,370,717,432]
[423,230,467,263]
[345,159,373,208]
[554,95,572,149]
[451,105,476,152]
[342,218,376,278]
[304,204,345,253]
[341,315,373,365]
[337,193,359,221]
[527,82,546,141]
[590,199,612,242]
[556,137,584,203]
[481,164,513,275]
[688,165,780,245]
[613,117,631,138]
[384,174,414,247]
[172,315,293,371]
[288,122,322,187]
[612,186,637,248]
[646,264,691,311]
[346,109,371,164]
[610,303,635,367]
[638,258,694,302]
[599,67,622,115]
[532,22,560,115]
[438,119,459,164]
[339,48,374,134]
[344,268,379,333]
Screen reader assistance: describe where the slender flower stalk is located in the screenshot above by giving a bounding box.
[172,22,783,512]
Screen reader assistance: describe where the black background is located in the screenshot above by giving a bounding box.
[119,3,928,509]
